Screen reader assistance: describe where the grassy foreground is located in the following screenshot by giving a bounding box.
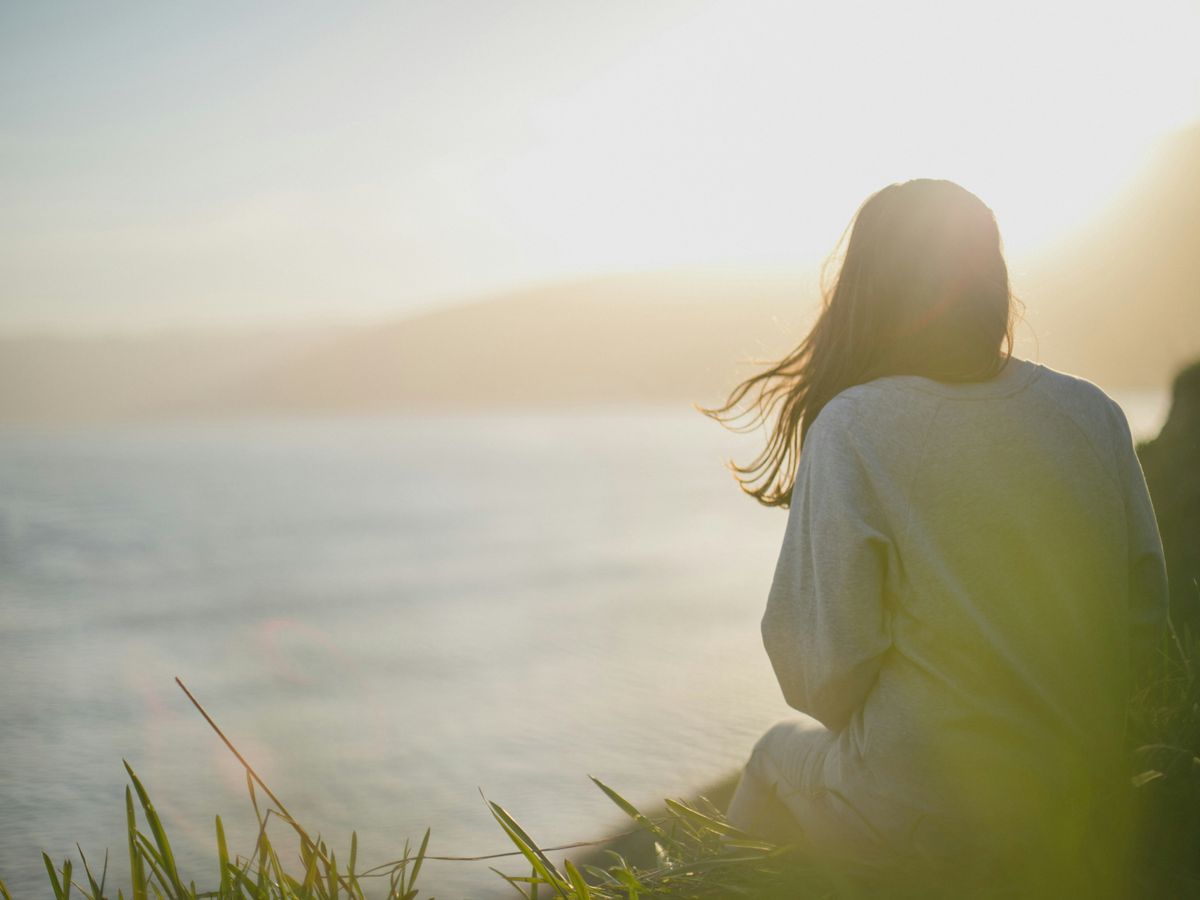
[2,626,1197,900]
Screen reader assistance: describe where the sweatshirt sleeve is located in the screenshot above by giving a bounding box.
[1108,400,1170,689]
[761,397,893,733]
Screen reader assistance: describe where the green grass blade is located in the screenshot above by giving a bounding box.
[76,844,104,898]
[134,833,176,897]
[662,798,758,840]
[280,867,305,898]
[488,865,533,899]
[98,848,110,899]
[327,849,339,900]
[133,833,166,873]
[214,816,231,898]
[587,776,673,845]
[126,787,148,900]
[254,840,268,897]
[612,865,641,900]
[580,865,619,885]
[226,860,258,896]
[406,827,431,894]
[563,859,592,898]
[123,762,186,898]
[42,853,66,900]
[487,801,568,899]
[300,840,320,893]
[262,826,293,899]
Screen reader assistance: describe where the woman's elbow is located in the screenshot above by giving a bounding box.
[760,626,824,720]
[769,666,852,731]
[803,689,855,732]
[762,625,802,700]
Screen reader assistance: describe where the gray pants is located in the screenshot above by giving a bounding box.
[724,717,880,858]
[724,717,1132,897]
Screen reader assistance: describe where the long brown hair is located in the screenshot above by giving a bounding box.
[700,179,1022,508]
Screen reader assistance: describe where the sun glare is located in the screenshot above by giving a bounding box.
[491,0,1198,272]
[1,0,1196,331]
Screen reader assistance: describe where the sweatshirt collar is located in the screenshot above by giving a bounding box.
[879,356,1044,399]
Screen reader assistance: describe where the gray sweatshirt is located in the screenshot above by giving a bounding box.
[761,355,1170,858]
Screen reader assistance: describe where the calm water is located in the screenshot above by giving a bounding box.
[0,396,1168,897]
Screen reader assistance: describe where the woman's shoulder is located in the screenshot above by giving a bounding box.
[814,357,1131,449]
[841,356,1123,423]
[807,380,938,455]
[1022,361,1129,432]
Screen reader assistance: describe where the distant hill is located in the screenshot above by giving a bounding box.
[180,269,819,416]
[2,124,1197,424]
[0,329,328,424]
[0,270,819,423]
[1017,122,1200,386]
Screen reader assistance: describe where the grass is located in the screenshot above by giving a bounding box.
[2,630,1197,899]
[1125,620,1200,897]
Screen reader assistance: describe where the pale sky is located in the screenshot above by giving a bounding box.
[2,0,1197,334]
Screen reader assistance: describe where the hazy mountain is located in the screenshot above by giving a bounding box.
[0,329,330,424]
[2,124,1197,424]
[180,269,820,416]
[0,270,820,423]
[1017,122,1200,386]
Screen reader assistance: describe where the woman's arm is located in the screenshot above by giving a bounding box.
[760,396,893,733]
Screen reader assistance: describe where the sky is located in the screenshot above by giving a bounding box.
[2,0,1197,335]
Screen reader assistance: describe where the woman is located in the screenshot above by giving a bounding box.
[702,180,1171,895]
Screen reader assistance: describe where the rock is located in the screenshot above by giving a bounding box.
[1137,358,1200,639]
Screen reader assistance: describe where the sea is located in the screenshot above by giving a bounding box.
[0,391,1170,898]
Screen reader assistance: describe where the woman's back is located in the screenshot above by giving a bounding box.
[713,181,1171,895]
[759,355,1169,870]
